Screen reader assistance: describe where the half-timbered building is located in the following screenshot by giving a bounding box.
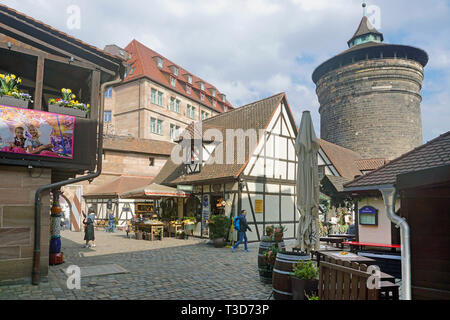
[154,92,362,242]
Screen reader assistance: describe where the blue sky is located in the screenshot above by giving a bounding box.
[3,0,449,143]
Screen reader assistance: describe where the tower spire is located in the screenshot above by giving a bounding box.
[362,2,367,17]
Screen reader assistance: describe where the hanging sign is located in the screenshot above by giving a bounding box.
[255,199,263,213]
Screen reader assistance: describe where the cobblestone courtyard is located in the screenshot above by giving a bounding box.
[0,230,278,300]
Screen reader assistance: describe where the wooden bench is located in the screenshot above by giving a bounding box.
[318,256,399,300]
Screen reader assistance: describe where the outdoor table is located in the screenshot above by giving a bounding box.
[316,250,376,267]
[135,222,164,241]
[328,234,356,240]
[320,236,345,248]
[342,241,401,253]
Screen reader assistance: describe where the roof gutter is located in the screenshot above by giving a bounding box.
[31,74,122,285]
[379,186,411,300]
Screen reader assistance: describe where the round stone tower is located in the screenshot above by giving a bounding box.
[312,4,428,160]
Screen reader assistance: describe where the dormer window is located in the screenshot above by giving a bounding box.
[170,65,178,76]
[212,89,216,97]
[213,100,216,108]
[199,82,205,91]
[156,57,163,68]
[186,85,191,95]
[224,105,228,112]
[221,94,226,103]
[187,75,192,84]
[170,77,176,87]
[200,93,205,101]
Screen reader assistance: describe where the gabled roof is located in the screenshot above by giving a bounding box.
[84,175,154,198]
[355,158,389,172]
[344,131,450,190]
[153,93,287,185]
[318,138,362,180]
[121,39,233,113]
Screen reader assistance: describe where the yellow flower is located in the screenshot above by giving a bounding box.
[67,89,71,94]
[71,94,76,99]
[17,78,22,84]
[62,88,66,93]
[11,74,16,80]
[6,76,10,83]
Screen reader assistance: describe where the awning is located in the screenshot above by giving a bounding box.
[120,183,190,199]
[84,175,154,198]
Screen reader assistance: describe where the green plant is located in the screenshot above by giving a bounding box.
[306,294,319,300]
[292,260,318,280]
[0,73,33,102]
[263,244,281,265]
[209,215,231,239]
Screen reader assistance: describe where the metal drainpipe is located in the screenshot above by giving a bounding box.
[31,75,122,285]
[379,187,411,300]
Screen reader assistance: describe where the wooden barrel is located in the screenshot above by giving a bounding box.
[258,240,285,284]
[272,252,311,300]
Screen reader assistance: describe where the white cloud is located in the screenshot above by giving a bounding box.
[1,0,449,142]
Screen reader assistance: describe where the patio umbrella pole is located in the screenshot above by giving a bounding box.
[32,76,122,285]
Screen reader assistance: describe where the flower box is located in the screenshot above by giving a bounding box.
[0,96,29,108]
[48,104,87,118]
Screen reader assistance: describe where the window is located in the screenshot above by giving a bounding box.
[170,77,176,87]
[212,89,216,97]
[188,75,192,84]
[173,67,178,76]
[222,94,226,103]
[105,87,112,98]
[187,105,196,119]
[186,85,191,95]
[149,157,155,166]
[170,124,180,140]
[151,118,163,135]
[224,105,228,112]
[151,88,157,104]
[156,57,163,68]
[201,111,209,120]
[200,82,205,91]
[157,119,162,135]
[176,99,180,113]
[170,97,175,111]
[157,91,163,106]
[200,93,204,101]
[104,111,112,123]
[213,100,216,108]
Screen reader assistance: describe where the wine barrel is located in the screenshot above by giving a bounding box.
[258,240,285,284]
[272,252,311,300]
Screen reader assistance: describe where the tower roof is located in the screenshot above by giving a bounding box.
[347,14,384,48]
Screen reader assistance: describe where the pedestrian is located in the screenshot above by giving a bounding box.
[232,210,252,253]
[82,207,96,248]
[105,210,115,233]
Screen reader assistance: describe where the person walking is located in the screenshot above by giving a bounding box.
[105,210,116,233]
[232,210,252,253]
[82,207,96,248]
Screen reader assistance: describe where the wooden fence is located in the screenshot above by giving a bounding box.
[318,256,379,300]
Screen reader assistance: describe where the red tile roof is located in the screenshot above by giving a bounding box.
[355,158,389,171]
[344,131,450,189]
[84,175,155,197]
[318,138,363,180]
[122,39,233,114]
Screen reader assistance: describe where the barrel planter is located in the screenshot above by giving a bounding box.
[291,277,319,300]
[257,239,286,284]
[272,252,311,300]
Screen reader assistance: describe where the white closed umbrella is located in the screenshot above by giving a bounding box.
[295,111,320,253]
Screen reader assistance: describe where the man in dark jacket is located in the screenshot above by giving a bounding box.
[232,210,252,252]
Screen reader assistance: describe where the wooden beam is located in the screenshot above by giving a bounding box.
[90,69,101,121]
[33,54,44,110]
[244,181,260,241]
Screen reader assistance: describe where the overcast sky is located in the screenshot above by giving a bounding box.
[3,0,449,143]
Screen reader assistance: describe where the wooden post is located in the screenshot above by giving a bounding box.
[90,69,101,120]
[34,55,44,110]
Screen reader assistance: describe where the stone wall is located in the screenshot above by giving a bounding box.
[0,165,51,283]
[316,58,424,160]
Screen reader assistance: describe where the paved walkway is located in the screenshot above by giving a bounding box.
[0,230,275,300]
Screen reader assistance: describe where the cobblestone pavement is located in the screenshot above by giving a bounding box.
[0,230,283,300]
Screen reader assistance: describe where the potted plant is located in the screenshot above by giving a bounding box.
[176,229,185,239]
[263,244,280,266]
[48,88,90,118]
[209,214,231,248]
[0,73,33,108]
[265,225,274,237]
[274,225,286,242]
[290,260,319,300]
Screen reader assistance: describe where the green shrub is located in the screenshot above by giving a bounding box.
[292,260,318,280]
[209,215,231,239]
